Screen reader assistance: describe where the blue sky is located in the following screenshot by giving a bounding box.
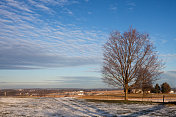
[0,0,176,89]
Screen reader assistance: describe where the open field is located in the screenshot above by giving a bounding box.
[79,93,176,102]
[0,97,176,116]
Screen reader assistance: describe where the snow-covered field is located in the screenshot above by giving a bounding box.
[0,97,176,117]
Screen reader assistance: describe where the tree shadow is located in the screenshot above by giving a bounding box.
[164,101,176,105]
[47,98,116,117]
[47,98,169,117]
[122,104,165,117]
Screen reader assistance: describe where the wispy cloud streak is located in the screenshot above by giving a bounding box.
[0,0,107,69]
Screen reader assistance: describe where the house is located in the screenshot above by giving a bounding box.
[78,91,84,95]
[169,90,174,94]
[131,89,143,94]
[131,89,150,94]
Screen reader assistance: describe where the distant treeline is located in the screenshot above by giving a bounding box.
[0,88,121,96]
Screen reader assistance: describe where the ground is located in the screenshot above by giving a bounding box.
[0,97,176,117]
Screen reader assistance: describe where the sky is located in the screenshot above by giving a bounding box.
[0,0,176,89]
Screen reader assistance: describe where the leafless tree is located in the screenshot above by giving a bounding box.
[133,68,153,94]
[134,57,163,95]
[102,27,163,100]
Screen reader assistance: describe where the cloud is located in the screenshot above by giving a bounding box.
[0,0,107,70]
[63,8,73,15]
[0,38,102,69]
[44,76,105,88]
[110,4,118,11]
[160,54,176,57]
[29,0,72,7]
[159,54,176,71]
[48,76,101,83]
[34,4,51,11]
[128,7,134,11]
[160,54,176,62]
[127,2,136,7]
[84,67,101,73]
[27,0,54,14]
[126,1,136,11]
[88,11,92,15]
[110,6,117,10]
[0,81,62,88]
[0,81,52,84]
[0,76,106,88]
[6,0,33,13]
[161,39,167,44]
[158,71,176,88]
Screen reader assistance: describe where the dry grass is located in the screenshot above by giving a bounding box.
[78,93,176,103]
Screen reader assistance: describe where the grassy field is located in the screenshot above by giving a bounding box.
[78,93,176,103]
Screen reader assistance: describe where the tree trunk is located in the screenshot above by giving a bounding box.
[125,84,128,100]
[125,88,128,100]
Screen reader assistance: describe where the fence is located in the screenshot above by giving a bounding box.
[80,93,176,103]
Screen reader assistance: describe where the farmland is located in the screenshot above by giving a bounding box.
[1,89,176,116]
[0,97,176,116]
[79,93,176,103]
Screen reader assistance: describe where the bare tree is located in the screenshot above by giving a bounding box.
[134,69,153,94]
[134,58,163,95]
[102,27,163,100]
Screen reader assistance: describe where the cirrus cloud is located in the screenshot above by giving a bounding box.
[0,0,107,70]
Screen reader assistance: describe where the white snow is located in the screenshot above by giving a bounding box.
[0,97,176,116]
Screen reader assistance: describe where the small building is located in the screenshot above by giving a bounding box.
[132,89,143,94]
[169,90,174,94]
[78,91,84,95]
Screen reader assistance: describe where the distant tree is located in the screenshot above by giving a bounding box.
[155,83,160,93]
[102,27,163,100]
[134,67,157,94]
[161,82,171,93]
[150,86,156,93]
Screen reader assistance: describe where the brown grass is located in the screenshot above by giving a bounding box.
[78,93,176,103]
